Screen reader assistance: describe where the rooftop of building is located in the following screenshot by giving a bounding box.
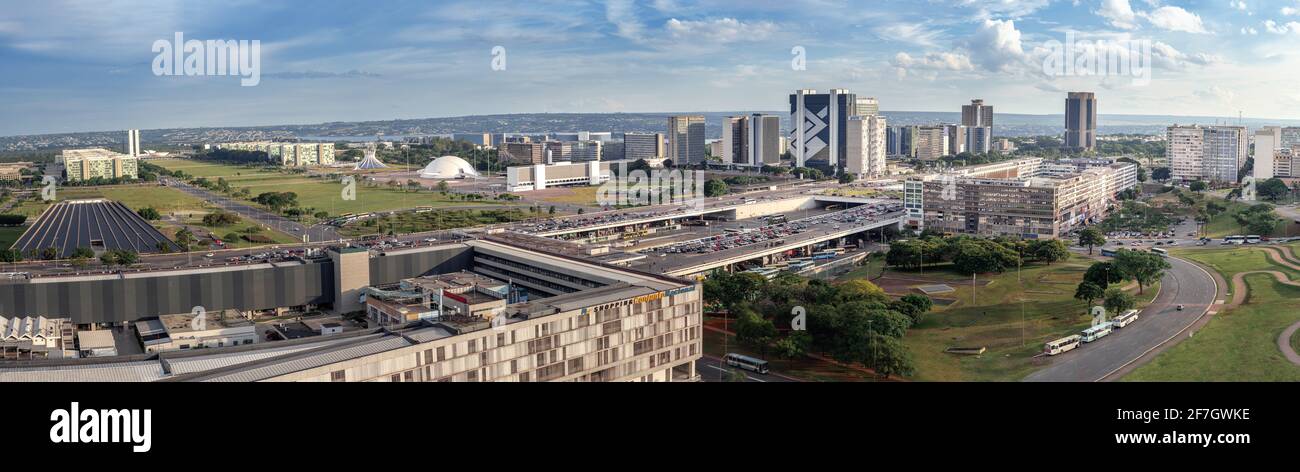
[76,330,116,350]
[61,148,131,160]
[160,310,252,334]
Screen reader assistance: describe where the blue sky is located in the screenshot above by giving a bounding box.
[1,0,1299,136]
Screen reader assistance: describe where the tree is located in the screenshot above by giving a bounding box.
[175,228,196,251]
[137,207,161,221]
[890,294,933,325]
[1074,281,1105,309]
[0,248,22,263]
[1028,239,1070,263]
[1083,261,1124,288]
[773,331,811,359]
[70,247,94,260]
[1258,178,1290,201]
[734,310,778,358]
[40,246,58,260]
[838,173,856,184]
[1234,204,1281,235]
[1078,227,1106,255]
[99,251,118,266]
[548,206,556,215]
[864,334,915,378]
[1103,287,1136,316]
[838,279,889,305]
[1189,180,1207,192]
[704,178,729,197]
[1151,167,1172,181]
[1112,249,1170,295]
[113,250,139,266]
[436,181,451,193]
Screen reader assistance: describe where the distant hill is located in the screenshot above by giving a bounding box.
[5,111,1300,152]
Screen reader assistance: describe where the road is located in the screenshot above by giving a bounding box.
[1023,254,1218,382]
[695,356,797,383]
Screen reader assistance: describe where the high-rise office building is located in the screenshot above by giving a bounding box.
[856,97,880,117]
[667,115,705,165]
[961,99,993,128]
[945,124,967,155]
[127,129,141,157]
[1065,92,1097,151]
[61,149,139,181]
[720,114,781,167]
[887,125,914,157]
[966,126,993,154]
[501,142,546,164]
[913,125,949,160]
[790,88,858,169]
[1254,127,1282,180]
[846,114,887,178]
[624,132,664,161]
[1167,124,1248,183]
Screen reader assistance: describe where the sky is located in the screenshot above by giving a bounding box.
[1,0,1299,136]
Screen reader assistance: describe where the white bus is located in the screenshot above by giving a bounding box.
[1080,322,1114,343]
[1044,335,1082,356]
[1150,247,1168,257]
[1223,235,1245,245]
[1112,309,1140,328]
[1245,235,1262,244]
[724,353,770,374]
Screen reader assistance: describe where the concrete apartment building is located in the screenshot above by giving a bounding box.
[215,142,336,167]
[60,148,139,181]
[667,115,705,165]
[1167,124,1248,183]
[1252,126,1300,180]
[961,99,994,128]
[846,114,887,178]
[904,157,1138,238]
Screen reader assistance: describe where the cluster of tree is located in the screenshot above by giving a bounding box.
[200,149,270,164]
[707,271,933,378]
[0,214,26,226]
[886,235,1069,274]
[1099,200,1174,233]
[136,207,161,221]
[252,191,299,212]
[722,175,770,186]
[0,248,23,262]
[98,249,140,267]
[1255,178,1294,201]
[1234,203,1282,235]
[1072,249,1170,316]
[789,167,827,180]
[703,178,729,197]
[202,211,241,227]
[937,150,1010,167]
[61,176,139,187]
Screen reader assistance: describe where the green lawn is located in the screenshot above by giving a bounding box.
[11,185,209,218]
[1125,247,1300,381]
[1203,200,1298,238]
[152,158,508,218]
[846,255,1158,381]
[0,226,22,249]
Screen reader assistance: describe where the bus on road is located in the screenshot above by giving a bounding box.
[724,353,770,374]
[1044,335,1081,356]
[1245,235,1262,244]
[1150,247,1168,257]
[1223,235,1245,245]
[1112,309,1140,328]
[1080,322,1114,343]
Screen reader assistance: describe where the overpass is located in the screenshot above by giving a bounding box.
[653,212,906,278]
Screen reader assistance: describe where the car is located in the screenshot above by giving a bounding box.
[204,253,214,258]
[1177,304,1185,311]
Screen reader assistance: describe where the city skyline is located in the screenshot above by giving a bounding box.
[2,0,1300,136]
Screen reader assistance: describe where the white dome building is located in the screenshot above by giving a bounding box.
[419,155,480,179]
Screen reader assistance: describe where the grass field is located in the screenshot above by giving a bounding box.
[339,208,532,237]
[1125,246,1300,381]
[10,185,209,218]
[0,226,22,248]
[1203,200,1298,238]
[151,158,509,217]
[843,255,1158,381]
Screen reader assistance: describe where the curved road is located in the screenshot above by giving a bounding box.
[1023,255,1217,382]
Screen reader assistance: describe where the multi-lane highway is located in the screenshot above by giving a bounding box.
[1023,254,1219,382]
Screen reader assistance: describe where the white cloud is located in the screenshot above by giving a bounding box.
[1097,0,1139,30]
[1142,6,1209,33]
[966,19,1027,72]
[874,23,944,47]
[956,0,1051,18]
[1194,85,1236,104]
[1242,26,1259,35]
[1229,1,1248,12]
[604,0,645,41]
[665,18,778,43]
[1283,7,1299,16]
[1263,19,1300,34]
[892,51,974,72]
